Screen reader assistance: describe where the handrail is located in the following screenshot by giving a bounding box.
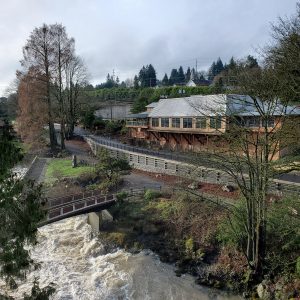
[45,186,161,210]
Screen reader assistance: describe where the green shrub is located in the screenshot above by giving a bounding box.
[93,117,105,129]
[144,189,161,201]
[104,120,123,134]
[217,200,248,250]
[116,191,128,202]
[185,237,194,256]
[296,257,300,277]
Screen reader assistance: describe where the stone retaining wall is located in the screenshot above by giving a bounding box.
[85,137,300,197]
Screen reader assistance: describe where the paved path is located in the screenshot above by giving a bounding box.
[25,157,49,183]
[75,127,300,185]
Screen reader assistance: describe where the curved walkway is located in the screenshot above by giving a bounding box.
[75,127,300,185]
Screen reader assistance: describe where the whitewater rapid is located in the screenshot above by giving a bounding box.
[0,215,241,300]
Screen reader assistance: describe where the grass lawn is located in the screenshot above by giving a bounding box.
[45,158,94,182]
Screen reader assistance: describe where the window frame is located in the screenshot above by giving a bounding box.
[161,117,170,128]
[262,117,275,128]
[247,116,260,128]
[210,115,222,129]
[196,117,207,129]
[151,118,159,127]
[183,117,193,128]
[172,117,181,128]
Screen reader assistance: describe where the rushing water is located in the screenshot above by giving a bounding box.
[1,215,241,300]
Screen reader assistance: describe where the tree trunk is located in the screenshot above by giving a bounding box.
[60,120,65,150]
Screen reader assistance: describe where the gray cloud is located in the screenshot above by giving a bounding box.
[0,0,298,96]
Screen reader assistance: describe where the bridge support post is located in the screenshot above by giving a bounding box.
[88,210,113,232]
[88,212,100,232]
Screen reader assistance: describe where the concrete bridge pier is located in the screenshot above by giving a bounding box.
[88,210,113,232]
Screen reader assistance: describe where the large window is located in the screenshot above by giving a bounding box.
[196,117,206,129]
[152,118,159,127]
[161,118,169,127]
[262,117,275,128]
[183,118,193,128]
[172,118,180,128]
[210,116,222,129]
[247,116,260,127]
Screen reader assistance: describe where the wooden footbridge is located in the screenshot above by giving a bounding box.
[39,185,162,227]
[39,190,117,227]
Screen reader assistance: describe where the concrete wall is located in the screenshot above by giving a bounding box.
[85,137,300,196]
[95,103,132,120]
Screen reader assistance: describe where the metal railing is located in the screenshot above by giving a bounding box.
[87,135,198,165]
[126,120,149,127]
[85,135,300,197]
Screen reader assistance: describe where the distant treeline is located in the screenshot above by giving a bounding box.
[85,85,219,113]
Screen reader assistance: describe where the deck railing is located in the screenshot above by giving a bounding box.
[126,120,149,127]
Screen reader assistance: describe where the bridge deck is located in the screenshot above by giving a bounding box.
[39,187,161,227]
[39,193,116,227]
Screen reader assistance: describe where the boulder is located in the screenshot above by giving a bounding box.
[257,281,273,300]
[221,184,235,192]
[188,182,199,190]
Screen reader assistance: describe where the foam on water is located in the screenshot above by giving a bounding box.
[0,215,241,300]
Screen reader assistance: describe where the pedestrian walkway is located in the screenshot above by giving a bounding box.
[25,157,49,183]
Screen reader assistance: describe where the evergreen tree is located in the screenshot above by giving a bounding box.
[208,62,216,80]
[185,67,191,82]
[169,68,179,85]
[148,64,157,87]
[133,75,139,89]
[245,55,259,69]
[162,73,169,86]
[228,57,237,70]
[138,66,147,87]
[0,125,46,290]
[208,58,224,81]
[178,66,185,84]
[215,57,224,74]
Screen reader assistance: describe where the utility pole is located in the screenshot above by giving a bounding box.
[196,58,198,73]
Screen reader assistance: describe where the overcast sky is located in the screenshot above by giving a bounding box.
[0,0,299,96]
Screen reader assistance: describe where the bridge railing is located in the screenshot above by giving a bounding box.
[45,186,162,210]
[47,194,115,220]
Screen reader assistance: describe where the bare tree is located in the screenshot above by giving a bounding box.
[51,24,75,150]
[64,55,88,139]
[16,68,48,148]
[188,63,300,279]
[21,24,57,150]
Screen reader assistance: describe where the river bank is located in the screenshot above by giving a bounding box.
[101,190,300,299]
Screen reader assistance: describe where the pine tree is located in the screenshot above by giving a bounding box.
[133,75,139,89]
[228,57,237,70]
[147,64,157,87]
[215,57,224,74]
[169,68,179,85]
[208,62,216,80]
[138,66,147,87]
[185,67,191,82]
[178,66,185,84]
[245,55,259,69]
[162,73,169,86]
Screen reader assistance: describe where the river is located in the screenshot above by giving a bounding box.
[1,215,242,300]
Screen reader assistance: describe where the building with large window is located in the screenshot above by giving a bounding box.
[126,94,300,157]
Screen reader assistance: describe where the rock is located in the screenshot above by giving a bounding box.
[257,282,272,300]
[221,184,235,192]
[188,182,199,190]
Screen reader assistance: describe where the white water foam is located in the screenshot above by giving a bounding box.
[0,215,241,300]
